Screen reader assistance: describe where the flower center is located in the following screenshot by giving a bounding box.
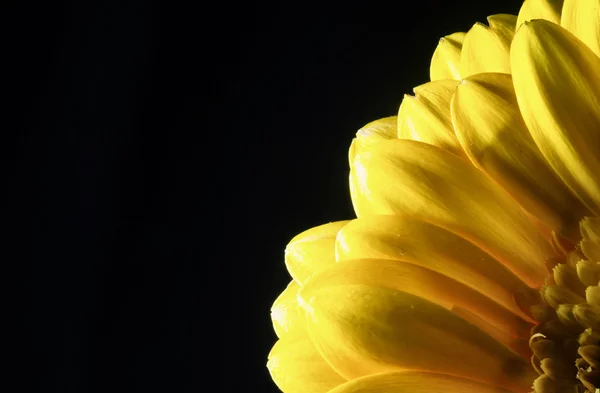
[528,220,600,393]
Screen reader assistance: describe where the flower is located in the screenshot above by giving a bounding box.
[267,1,600,392]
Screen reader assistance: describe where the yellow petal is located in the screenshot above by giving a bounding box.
[302,258,532,336]
[430,32,465,81]
[397,80,464,156]
[336,215,534,321]
[354,116,397,151]
[285,221,350,285]
[451,72,589,239]
[460,20,512,77]
[298,279,536,392]
[488,14,519,44]
[350,138,554,287]
[271,281,304,338]
[516,0,564,27]
[267,334,346,393]
[327,371,517,393]
[451,306,531,358]
[511,20,600,217]
[562,0,600,64]
[348,141,370,219]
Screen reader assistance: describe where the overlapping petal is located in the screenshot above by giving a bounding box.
[336,215,534,321]
[488,14,519,45]
[430,32,465,81]
[354,116,397,151]
[284,221,350,285]
[298,274,537,392]
[301,258,532,336]
[451,72,590,239]
[271,281,304,338]
[267,334,346,393]
[460,15,516,77]
[516,0,563,27]
[350,138,554,287]
[268,3,600,393]
[511,20,600,217]
[327,371,516,393]
[397,80,463,156]
[561,0,600,58]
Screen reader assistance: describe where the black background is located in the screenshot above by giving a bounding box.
[2,0,524,391]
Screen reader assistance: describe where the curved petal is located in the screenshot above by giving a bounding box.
[350,138,554,287]
[488,14,518,44]
[348,141,370,219]
[326,371,516,393]
[561,0,600,58]
[430,32,465,81]
[285,221,351,285]
[397,80,463,156]
[460,21,512,77]
[271,281,305,338]
[511,20,600,217]
[267,334,346,393]
[298,278,537,392]
[451,72,590,239]
[354,116,397,151]
[302,258,532,336]
[336,215,535,321]
[516,0,563,27]
[451,306,532,359]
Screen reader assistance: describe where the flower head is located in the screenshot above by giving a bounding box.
[267,1,600,392]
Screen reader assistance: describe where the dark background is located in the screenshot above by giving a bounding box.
[2,0,523,391]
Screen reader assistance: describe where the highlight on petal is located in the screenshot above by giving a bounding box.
[298,277,537,392]
[267,334,346,393]
[336,215,535,321]
[430,32,465,81]
[511,20,600,217]
[451,72,590,240]
[271,280,304,338]
[285,221,350,285]
[516,0,564,27]
[302,258,532,336]
[348,141,370,219]
[460,16,515,77]
[350,138,554,287]
[397,79,463,156]
[327,371,516,393]
[561,0,600,58]
[354,116,397,151]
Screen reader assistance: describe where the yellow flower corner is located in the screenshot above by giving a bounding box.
[267,1,600,392]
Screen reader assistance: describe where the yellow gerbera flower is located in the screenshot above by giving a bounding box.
[267,1,600,392]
